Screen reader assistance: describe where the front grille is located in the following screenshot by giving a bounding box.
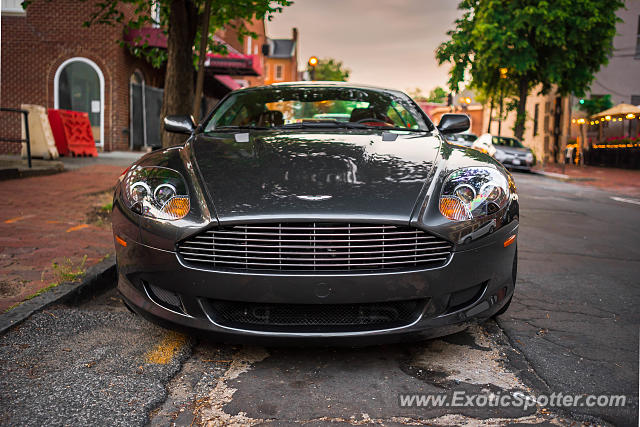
[206,299,427,332]
[177,223,452,272]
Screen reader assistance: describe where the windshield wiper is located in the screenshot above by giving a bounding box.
[278,121,367,129]
[213,125,270,131]
[376,127,430,132]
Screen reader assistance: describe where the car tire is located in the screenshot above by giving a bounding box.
[494,245,517,317]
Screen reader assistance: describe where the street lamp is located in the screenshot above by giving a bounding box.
[308,56,318,80]
[498,67,508,136]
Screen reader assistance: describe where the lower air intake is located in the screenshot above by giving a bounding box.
[206,299,427,332]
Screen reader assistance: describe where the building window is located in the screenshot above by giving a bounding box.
[1,0,26,15]
[543,115,550,135]
[54,58,105,146]
[533,103,539,136]
[275,64,283,81]
[631,95,640,106]
[636,15,640,59]
[246,36,252,55]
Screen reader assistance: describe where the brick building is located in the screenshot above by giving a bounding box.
[1,0,165,153]
[263,28,299,85]
[0,1,294,153]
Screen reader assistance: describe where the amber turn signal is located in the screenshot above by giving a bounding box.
[504,234,516,247]
[439,196,470,221]
[115,235,127,247]
[161,197,190,220]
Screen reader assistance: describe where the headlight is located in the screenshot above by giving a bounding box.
[122,166,190,220]
[439,167,509,221]
[525,152,534,161]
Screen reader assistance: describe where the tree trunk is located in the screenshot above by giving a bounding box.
[192,0,212,121]
[514,76,529,141]
[161,0,198,148]
[487,97,494,133]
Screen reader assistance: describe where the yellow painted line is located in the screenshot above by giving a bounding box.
[145,331,187,365]
[4,215,35,224]
[66,224,90,232]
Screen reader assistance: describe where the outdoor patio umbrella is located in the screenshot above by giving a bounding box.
[591,103,640,119]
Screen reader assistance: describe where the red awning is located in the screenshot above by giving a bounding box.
[214,75,242,91]
[205,53,261,76]
[124,28,261,76]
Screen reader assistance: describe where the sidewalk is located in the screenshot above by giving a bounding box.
[533,163,640,198]
[0,161,134,312]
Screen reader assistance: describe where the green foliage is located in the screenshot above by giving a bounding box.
[407,88,426,101]
[436,0,623,138]
[51,255,88,283]
[308,58,350,81]
[578,95,613,117]
[407,86,447,103]
[426,86,447,104]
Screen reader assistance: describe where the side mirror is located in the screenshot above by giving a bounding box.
[164,115,196,134]
[437,113,470,135]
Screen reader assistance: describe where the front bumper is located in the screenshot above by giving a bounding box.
[115,220,518,344]
[499,157,533,170]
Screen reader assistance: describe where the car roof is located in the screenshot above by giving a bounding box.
[239,81,407,96]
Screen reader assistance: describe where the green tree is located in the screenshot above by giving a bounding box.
[426,86,447,104]
[436,0,622,140]
[578,95,613,117]
[308,58,350,81]
[27,0,290,147]
[407,88,427,101]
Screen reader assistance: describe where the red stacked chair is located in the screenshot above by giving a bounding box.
[48,109,98,157]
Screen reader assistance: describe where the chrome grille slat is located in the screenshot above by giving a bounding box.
[206,230,424,237]
[179,246,452,256]
[182,258,449,267]
[193,235,437,244]
[180,251,451,261]
[183,241,448,250]
[178,222,452,272]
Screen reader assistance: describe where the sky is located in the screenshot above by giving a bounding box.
[267,0,464,94]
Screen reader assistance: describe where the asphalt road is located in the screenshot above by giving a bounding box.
[1,172,638,426]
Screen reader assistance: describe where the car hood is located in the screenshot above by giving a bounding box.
[191,130,442,223]
[494,145,531,155]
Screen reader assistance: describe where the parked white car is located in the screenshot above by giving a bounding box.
[471,133,497,157]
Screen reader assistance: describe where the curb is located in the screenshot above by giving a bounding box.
[0,257,116,336]
[531,169,596,182]
[0,164,65,181]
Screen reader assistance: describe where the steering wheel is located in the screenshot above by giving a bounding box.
[356,118,393,127]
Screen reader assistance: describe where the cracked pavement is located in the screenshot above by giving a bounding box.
[0,171,638,426]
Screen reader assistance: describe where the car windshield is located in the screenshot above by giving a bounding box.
[203,86,431,132]
[492,136,524,148]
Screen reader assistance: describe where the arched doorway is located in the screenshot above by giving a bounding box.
[54,58,105,147]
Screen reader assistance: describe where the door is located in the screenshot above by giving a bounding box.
[56,59,104,146]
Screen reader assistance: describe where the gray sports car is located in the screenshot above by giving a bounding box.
[112,82,519,344]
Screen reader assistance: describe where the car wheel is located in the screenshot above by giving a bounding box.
[494,246,517,317]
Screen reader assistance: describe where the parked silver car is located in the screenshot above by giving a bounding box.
[492,136,534,171]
